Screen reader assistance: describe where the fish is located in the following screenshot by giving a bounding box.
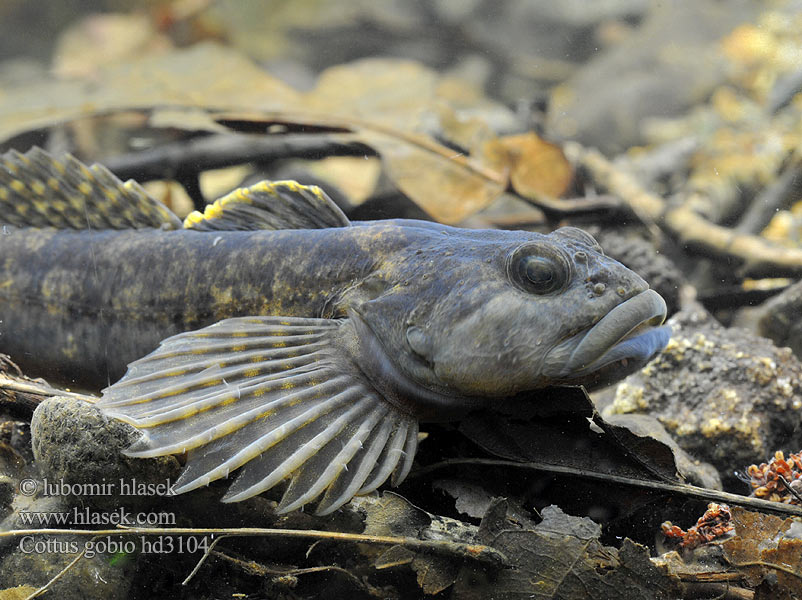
[0,147,671,515]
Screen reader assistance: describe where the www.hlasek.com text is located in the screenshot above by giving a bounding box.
[18,506,176,527]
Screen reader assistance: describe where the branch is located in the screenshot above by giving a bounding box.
[0,372,97,420]
[564,142,802,278]
[0,526,507,568]
[103,133,375,182]
[412,458,802,519]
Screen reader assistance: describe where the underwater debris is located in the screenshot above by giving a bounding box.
[747,449,802,504]
[661,502,733,551]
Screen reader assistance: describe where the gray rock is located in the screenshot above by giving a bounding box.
[0,474,14,518]
[31,396,179,511]
[605,304,802,485]
[754,279,802,360]
[546,0,757,153]
[0,532,133,599]
[0,494,132,599]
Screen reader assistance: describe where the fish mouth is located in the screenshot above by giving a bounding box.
[542,289,671,388]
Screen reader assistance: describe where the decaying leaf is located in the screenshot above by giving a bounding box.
[355,492,479,595]
[453,499,682,599]
[458,386,685,485]
[0,45,530,223]
[485,132,574,200]
[0,43,301,143]
[0,586,39,600]
[52,12,172,78]
[721,507,802,592]
[362,127,506,223]
[433,479,496,520]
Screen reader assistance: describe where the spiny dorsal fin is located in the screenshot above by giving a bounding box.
[183,180,351,231]
[0,147,182,230]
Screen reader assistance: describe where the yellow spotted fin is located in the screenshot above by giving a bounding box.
[0,147,182,230]
[97,316,417,515]
[183,180,351,231]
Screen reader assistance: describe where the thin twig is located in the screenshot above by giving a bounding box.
[526,194,632,220]
[735,161,802,234]
[727,560,802,581]
[25,538,95,600]
[777,474,802,505]
[412,458,802,518]
[182,534,231,585]
[0,526,507,567]
[0,374,97,404]
[212,110,508,186]
[564,141,802,278]
[103,132,375,182]
[679,582,753,600]
[211,550,368,589]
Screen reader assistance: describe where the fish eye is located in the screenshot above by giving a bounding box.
[507,244,570,295]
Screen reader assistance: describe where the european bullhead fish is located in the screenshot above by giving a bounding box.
[0,147,671,515]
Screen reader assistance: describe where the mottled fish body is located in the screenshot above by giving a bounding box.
[0,148,671,514]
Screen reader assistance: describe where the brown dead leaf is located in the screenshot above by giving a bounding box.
[376,543,462,595]
[0,42,301,143]
[305,59,437,128]
[374,545,415,569]
[361,128,506,223]
[0,587,39,600]
[456,500,682,599]
[356,492,478,596]
[303,58,509,222]
[485,132,573,200]
[52,12,172,79]
[0,47,512,223]
[763,539,802,593]
[304,157,382,205]
[722,507,802,591]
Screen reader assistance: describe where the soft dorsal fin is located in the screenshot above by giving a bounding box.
[183,180,351,231]
[0,147,182,230]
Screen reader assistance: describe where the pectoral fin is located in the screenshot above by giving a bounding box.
[97,316,417,515]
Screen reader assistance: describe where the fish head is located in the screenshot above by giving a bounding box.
[352,225,670,415]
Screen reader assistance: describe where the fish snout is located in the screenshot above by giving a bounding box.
[542,289,670,383]
[587,258,649,301]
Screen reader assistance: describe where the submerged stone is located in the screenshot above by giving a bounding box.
[607,304,802,486]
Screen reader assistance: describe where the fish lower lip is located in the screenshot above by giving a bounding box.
[543,289,669,379]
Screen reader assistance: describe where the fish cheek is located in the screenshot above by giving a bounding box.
[429,293,563,396]
[355,293,443,389]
